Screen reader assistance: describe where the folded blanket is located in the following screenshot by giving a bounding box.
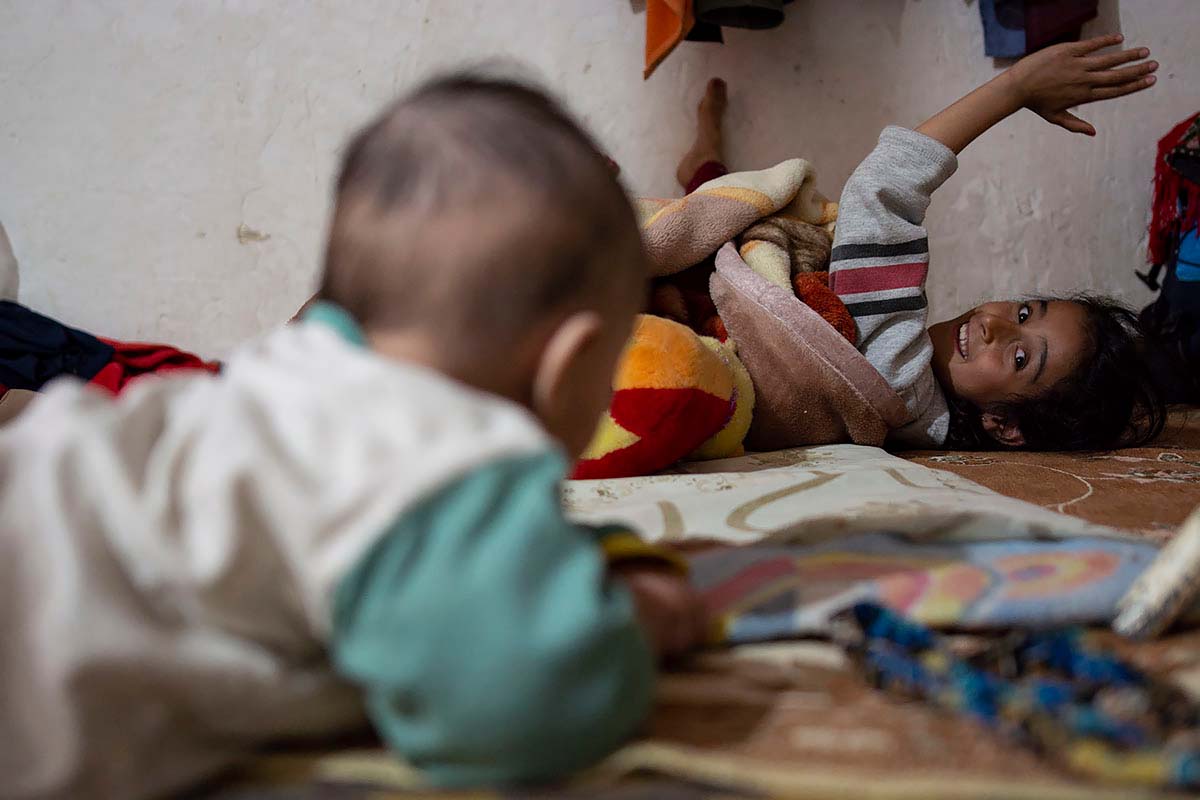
[637,159,831,280]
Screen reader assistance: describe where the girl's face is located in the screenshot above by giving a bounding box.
[928,299,1089,409]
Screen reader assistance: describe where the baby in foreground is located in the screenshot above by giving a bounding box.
[1,77,703,799]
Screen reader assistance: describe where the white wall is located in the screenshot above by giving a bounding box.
[1,0,1195,355]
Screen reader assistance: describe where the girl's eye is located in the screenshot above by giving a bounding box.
[1018,304,1031,324]
[1015,347,1027,370]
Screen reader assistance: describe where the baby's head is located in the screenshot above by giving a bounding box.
[928,296,1167,450]
[319,74,645,457]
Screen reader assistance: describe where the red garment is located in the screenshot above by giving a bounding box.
[89,338,220,395]
[1022,0,1096,52]
[1149,113,1200,267]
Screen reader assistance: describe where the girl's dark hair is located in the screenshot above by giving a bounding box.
[945,294,1169,451]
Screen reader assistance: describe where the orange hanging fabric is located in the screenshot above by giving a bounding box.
[644,0,694,79]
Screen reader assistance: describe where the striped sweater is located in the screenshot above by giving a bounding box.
[830,126,959,448]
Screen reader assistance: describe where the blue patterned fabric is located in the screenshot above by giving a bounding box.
[845,603,1200,790]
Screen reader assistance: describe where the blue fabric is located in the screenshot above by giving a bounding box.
[979,0,1026,58]
[0,300,114,390]
[1176,228,1200,282]
[331,451,653,787]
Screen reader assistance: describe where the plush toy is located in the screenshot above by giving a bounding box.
[576,263,867,479]
[691,334,755,459]
[571,314,754,479]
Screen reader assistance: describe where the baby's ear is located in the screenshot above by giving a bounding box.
[531,311,604,419]
[980,411,1026,448]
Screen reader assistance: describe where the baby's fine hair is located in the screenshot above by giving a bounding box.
[946,293,1168,451]
[319,72,644,347]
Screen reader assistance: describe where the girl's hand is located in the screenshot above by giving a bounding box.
[1008,34,1158,136]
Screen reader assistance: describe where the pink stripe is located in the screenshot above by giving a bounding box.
[832,262,928,295]
[702,557,796,613]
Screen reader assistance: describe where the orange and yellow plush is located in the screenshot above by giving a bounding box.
[572,315,754,480]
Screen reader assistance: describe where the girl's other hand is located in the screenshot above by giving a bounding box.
[1008,34,1158,136]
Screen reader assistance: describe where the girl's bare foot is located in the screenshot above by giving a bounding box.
[676,78,728,190]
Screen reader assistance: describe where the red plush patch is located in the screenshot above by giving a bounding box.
[792,272,856,346]
[571,386,733,480]
[612,385,733,438]
[700,315,728,341]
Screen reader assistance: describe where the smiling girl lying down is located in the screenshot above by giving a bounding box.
[677,35,1167,451]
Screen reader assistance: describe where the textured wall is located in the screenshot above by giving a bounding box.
[1,0,1195,355]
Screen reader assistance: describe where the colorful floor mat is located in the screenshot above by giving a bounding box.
[693,533,1158,643]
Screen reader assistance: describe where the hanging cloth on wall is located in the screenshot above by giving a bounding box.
[643,0,793,78]
[694,0,784,30]
[684,19,723,43]
[1138,112,1200,405]
[644,0,695,79]
[979,0,1027,58]
[1024,0,1098,51]
[1149,113,1200,266]
[979,0,1097,59]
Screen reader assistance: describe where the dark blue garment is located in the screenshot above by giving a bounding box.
[0,300,113,390]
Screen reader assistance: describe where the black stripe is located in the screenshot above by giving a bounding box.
[831,237,929,263]
[845,294,928,317]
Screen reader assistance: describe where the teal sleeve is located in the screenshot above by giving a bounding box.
[330,451,655,787]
